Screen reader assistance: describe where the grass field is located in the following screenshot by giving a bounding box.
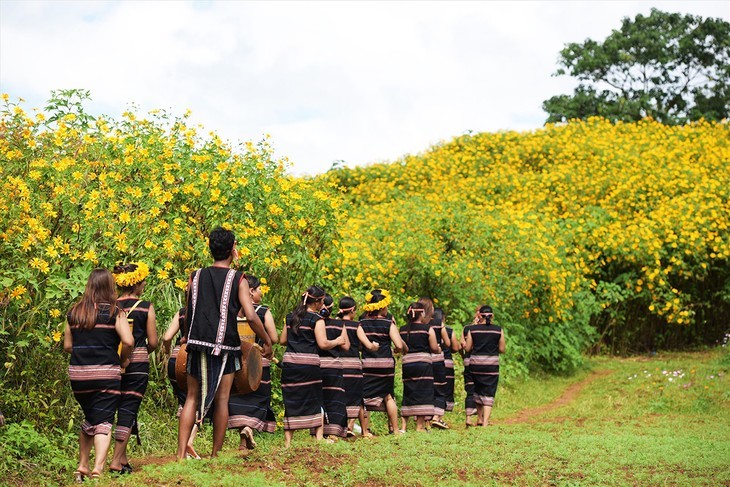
[64,349,727,487]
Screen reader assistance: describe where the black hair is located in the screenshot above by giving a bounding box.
[479,305,494,325]
[337,296,357,318]
[366,290,388,316]
[290,285,325,334]
[404,302,426,343]
[320,294,334,318]
[209,226,235,261]
[432,307,444,326]
[246,274,261,289]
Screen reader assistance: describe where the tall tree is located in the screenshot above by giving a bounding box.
[543,9,730,124]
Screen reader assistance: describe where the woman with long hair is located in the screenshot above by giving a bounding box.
[317,294,350,439]
[359,290,406,435]
[228,275,280,449]
[464,305,506,427]
[64,269,134,482]
[110,262,158,474]
[399,302,439,432]
[280,286,345,448]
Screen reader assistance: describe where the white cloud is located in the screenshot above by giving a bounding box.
[1,0,727,175]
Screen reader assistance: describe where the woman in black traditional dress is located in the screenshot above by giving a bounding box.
[280,286,346,448]
[64,269,134,482]
[337,297,373,437]
[228,275,279,449]
[429,307,451,429]
[317,295,350,439]
[162,307,200,459]
[460,322,477,427]
[359,290,406,435]
[110,262,158,474]
[399,302,439,432]
[442,309,460,412]
[464,305,506,427]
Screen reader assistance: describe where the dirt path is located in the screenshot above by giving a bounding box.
[500,369,613,424]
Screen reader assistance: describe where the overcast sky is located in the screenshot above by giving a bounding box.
[1,1,727,175]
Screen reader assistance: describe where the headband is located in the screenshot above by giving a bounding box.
[113,262,150,288]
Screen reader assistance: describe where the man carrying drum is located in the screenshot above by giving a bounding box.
[176,227,273,460]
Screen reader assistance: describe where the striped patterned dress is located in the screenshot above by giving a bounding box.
[228,304,276,433]
[360,316,396,411]
[282,311,323,430]
[68,304,121,436]
[443,327,455,411]
[399,323,435,418]
[340,319,363,419]
[166,308,187,411]
[116,297,152,442]
[469,323,502,407]
[318,318,348,438]
[462,325,477,417]
[430,320,447,417]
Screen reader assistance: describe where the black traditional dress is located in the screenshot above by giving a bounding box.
[185,267,244,419]
[115,297,152,442]
[317,318,348,438]
[399,323,435,418]
[282,311,323,430]
[167,308,187,410]
[469,323,502,407]
[443,326,455,411]
[360,316,396,411]
[340,319,364,419]
[430,319,447,417]
[228,304,276,433]
[462,325,477,417]
[68,303,121,436]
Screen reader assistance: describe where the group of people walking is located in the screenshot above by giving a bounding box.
[62,227,505,482]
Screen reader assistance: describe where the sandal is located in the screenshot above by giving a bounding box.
[241,426,257,449]
[121,463,133,474]
[73,471,87,483]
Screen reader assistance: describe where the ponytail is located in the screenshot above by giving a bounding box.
[290,285,325,334]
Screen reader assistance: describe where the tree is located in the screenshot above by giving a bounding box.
[543,9,730,124]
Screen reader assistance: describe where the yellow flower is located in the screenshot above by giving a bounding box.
[52,331,62,342]
[50,308,61,318]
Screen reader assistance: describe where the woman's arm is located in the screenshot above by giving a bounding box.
[161,311,180,354]
[63,323,73,353]
[340,324,350,352]
[314,319,345,350]
[146,304,158,353]
[464,330,474,353]
[499,330,506,354]
[238,280,272,358]
[389,323,407,353]
[440,327,451,349]
[428,327,440,354]
[116,311,134,367]
[279,322,288,347]
[264,309,279,345]
[356,325,378,352]
[451,331,462,353]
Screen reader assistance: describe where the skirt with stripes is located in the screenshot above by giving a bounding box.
[69,364,121,436]
[228,359,276,433]
[341,356,363,418]
[470,355,499,406]
[431,352,447,417]
[316,357,347,438]
[362,357,395,412]
[116,347,150,441]
[444,358,455,411]
[401,353,435,418]
[282,352,323,431]
[463,357,477,416]
[187,349,240,420]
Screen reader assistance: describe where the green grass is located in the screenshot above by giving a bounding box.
[5,349,729,486]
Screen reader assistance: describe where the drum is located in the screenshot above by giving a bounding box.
[233,340,263,394]
[237,318,256,344]
[175,342,189,393]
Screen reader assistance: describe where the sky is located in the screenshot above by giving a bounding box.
[1,1,727,175]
